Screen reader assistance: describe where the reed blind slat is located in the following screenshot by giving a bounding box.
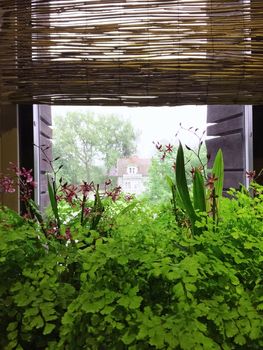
[0,0,262,106]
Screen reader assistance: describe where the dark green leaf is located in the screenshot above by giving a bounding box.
[193,169,206,213]
[175,142,197,228]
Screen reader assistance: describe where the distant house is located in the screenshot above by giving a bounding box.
[113,156,151,196]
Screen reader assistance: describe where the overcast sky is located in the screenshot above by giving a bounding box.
[52,105,207,158]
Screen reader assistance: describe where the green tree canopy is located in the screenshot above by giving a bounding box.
[52,111,137,184]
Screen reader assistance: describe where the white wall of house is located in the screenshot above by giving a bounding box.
[118,173,148,196]
[115,156,151,196]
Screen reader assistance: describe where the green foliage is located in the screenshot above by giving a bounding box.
[1,180,263,349]
[168,143,224,235]
[193,169,206,213]
[52,111,138,184]
[212,149,224,200]
[175,142,198,232]
[211,148,224,215]
[0,208,78,349]
[1,142,262,349]
[146,144,207,203]
[146,154,177,202]
[47,175,60,229]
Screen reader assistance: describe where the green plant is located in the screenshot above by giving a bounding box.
[0,148,127,242]
[2,185,262,349]
[166,143,224,235]
[1,148,263,350]
[0,208,79,350]
[147,137,207,203]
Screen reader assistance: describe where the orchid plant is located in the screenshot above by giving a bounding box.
[0,146,124,241]
[154,128,224,235]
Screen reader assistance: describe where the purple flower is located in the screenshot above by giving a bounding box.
[166,143,173,153]
[106,186,122,202]
[206,174,218,190]
[61,183,78,204]
[79,181,94,196]
[246,170,256,181]
[0,176,16,193]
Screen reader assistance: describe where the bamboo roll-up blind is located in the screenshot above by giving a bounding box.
[0,0,263,106]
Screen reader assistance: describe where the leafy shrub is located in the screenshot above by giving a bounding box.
[1,146,263,349]
[0,207,79,349]
[1,185,263,349]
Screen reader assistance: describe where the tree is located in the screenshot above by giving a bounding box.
[52,111,137,184]
[96,114,138,175]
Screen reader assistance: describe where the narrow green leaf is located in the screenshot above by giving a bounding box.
[47,176,59,222]
[193,169,206,213]
[212,149,224,205]
[165,175,175,190]
[28,199,43,224]
[166,174,185,210]
[175,143,197,227]
[166,175,177,207]
[119,201,138,216]
[90,186,104,230]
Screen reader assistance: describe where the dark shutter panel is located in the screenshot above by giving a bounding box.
[19,105,34,171]
[38,105,52,210]
[18,105,35,214]
[252,106,263,185]
[0,105,19,211]
[206,105,246,189]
